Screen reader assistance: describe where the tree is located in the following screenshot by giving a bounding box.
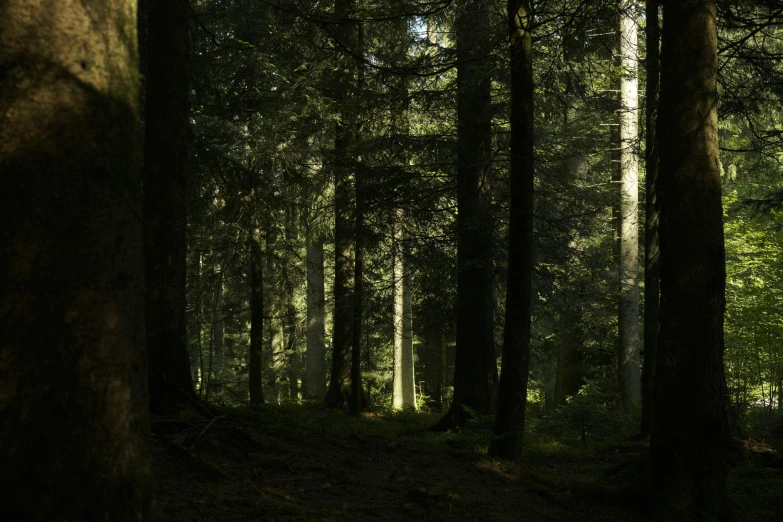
[393,212,416,409]
[325,0,361,409]
[306,236,327,400]
[649,0,729,517]
[0,2,152,519]
[144,0,196,415]
[490,0,535,459]
[640,0,660,439]
[436,0,497,429]
[616,0,641,414]
[249,217,265,404]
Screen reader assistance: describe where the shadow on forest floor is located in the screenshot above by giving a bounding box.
[152,404,782,521]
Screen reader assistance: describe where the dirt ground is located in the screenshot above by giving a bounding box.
[152,406,657,522]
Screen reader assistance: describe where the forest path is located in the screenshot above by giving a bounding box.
[153,405,653,521]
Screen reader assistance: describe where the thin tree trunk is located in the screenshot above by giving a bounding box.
[490,0,535,460]
[640,0,660,439]
[209,263,224,395]
[436,0,497,429]
[249,222,264,404]
[144,0,195,415]
[617,0,641,414]
[649,1,729,517]
[393,213,416,409]
[0,1,152,518]
[306,239,327,399]
[402,249,416,409]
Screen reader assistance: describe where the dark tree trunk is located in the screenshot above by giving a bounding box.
[306,238,327,399]
[555,337,584,406]
[0,2,152,519]
[490,0,535,460]
[640,0,660,439]
[325,0,360,409]
[144,0,195,415]
[249,222,265,404]
[649,0,729,518]
[436,0,497,429]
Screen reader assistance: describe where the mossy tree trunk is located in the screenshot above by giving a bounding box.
[650,0,729,518]
[144,0,195,415]
[0,1,152,519]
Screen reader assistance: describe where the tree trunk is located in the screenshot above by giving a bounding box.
[555,332,584,406]
[209,262,225,395]
[490,0,535,460]
[436,0,497,429]
[617,0,641,414]
[0,2,152,519]
[325,0,360,409]
[306,239,327,399]
[649,1,729,518]
[640,0,660,439]
[249,223,265,404]
[144,0,195,415]
[394,213,417,409]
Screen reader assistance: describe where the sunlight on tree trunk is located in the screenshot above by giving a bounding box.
[0,1,152,518]
[617,0,641,414]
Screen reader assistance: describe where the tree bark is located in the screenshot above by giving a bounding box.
[306,239,327,399]
[393,213,417,409]
[144,0,195,415]
[640,0,660,439]
[249,222,265,404]
[555,330,584,406]
[324,0,360,409]
[0,1,152,519]
[617,0,642,414]
[649,1,729,518]
[436,0,497,429]
[490,0,535,460]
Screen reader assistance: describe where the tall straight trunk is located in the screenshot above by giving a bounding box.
[554,22,587,405]
[436,0,497,429]
[306,239,327,399]
[249,223,264,404]
[402,258,415,408]
[144,0,195,415]
[0,1,152,519]
[617,0,641,413]
[649,1,729,518]
[490,0,535,460]
[351,174,364,415]
[284,203,300,402]
[393,214,416,409]
[209,263,224,394]
[325,0,360,409]
[640,0,660,438]
[266,224,284,400]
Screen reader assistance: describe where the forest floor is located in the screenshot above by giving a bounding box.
[152,404,783,522]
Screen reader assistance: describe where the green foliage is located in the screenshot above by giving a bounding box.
[534,377,634,444]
